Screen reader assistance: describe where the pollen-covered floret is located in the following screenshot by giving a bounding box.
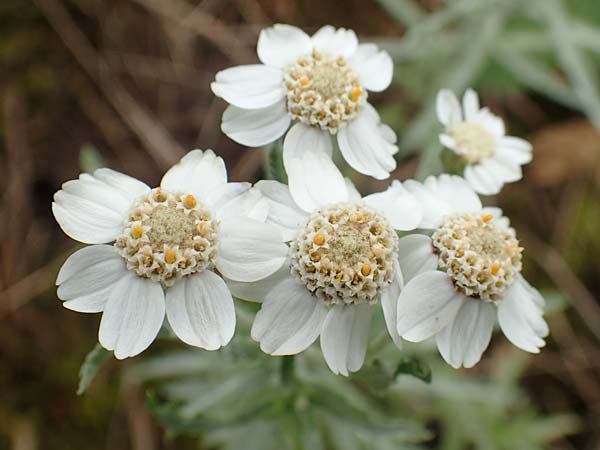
[449,122,496,164]
[115,188,218,287]
[283,50,367,133]
[290,203,398,305]
[432,213,523,302]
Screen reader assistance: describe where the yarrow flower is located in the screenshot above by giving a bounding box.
[53,150,288,359]
[227,168,422,376]
[395,175,548,368]
[436,88,533,195]
[211,24,398,206]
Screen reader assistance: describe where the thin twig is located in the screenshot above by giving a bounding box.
[34,0,184,169]
[125,386,158,450]
[0,249,73,318]
[1,89,34,286]
[68,71,140,162]
[103,51,205,89]
[131,0,255,64]
[519,227,600,342]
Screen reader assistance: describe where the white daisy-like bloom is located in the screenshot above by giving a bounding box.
[211,24,397,204]
[395,175,548,368]
[226,169,422,376]
[436,88,533,195]
[52,150,288,359]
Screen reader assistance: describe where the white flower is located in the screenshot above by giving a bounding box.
[436,88,533,195]
[395,175,548,368]
[52,150,288,359]
[226,168,422,376]
[211,24,397,203]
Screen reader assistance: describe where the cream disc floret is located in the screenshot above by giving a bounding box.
[115,188,219,287]
[290,203,398,306]
[283,50,367,133]
[448,122,495,164]
[431,212,523,303]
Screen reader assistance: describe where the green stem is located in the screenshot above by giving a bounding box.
[281,355,296,385]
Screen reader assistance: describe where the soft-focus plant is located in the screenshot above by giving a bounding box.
[375,0,600,177]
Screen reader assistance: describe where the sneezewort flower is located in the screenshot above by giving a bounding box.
[211,24,397,204]
[437,88,533,195]
[52,150,288,359]
[226,168,422,376]
[395,175,548,368]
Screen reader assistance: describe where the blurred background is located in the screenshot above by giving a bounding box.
[1,0,600,449]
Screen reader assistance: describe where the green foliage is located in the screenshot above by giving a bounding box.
[122,329,578,450]
[394,357,432,384]
[388,356,578,450]
[375,0,600,176]
[79,144,106,173]
[115,305,577,450]
[77,344,111,395]
[126,321,428,450]
[264,139,287,183]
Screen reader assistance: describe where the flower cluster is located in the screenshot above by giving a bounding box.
[52,24,547,375]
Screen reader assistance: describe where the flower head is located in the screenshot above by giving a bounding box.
[395,175,548,368]
[212,24,397,205]
[53,150,288,359]
[436,89,533,195]
[227,168,423,376]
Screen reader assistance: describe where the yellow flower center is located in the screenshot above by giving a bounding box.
[290,203,398,306]
[432,213,523,302]
[450,122,495,164]
[283,50,367,133]
[114,188,218,286]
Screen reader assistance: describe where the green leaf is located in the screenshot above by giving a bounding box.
[492,43,579,108]
[543,0,600,128]
[376,0,424,26]
[394,357,432,384]
[354,359,393,391]
[439,147,467,176]
[416,141,443,180]
[178,364,266,418]
[401,8,505,158]
[79,144,105,173]
[77,343,111,395]
[264,140,287,183]
[571,22,600,54]
[204,420,283,450]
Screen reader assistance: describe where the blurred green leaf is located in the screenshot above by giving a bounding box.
[402,7,506,161]
[178,364,266,418]
[571,22,600,54]
[124,350,223,384]
[298,365,378,414]
[492,43,579,108]
[203,420,284,450]
[354,359,393,391]
[394,357,432,384]
[79,144,105,173]
[543,0,600,128]
[264,140,287,183]
[376,0,424,26]
[439,147,467,176]
[77,344,111,395]
[540,289,569,313]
